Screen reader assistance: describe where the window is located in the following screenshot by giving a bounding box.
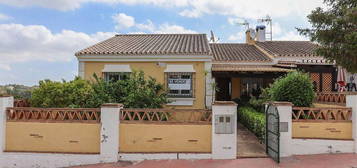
[104,72,130,82]
[166,72,194,97]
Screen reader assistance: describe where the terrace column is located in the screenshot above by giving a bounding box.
[271,102,293,157]
[0,96,13,154]
[212,101,237,159]
[346,94,357,153]
[100,103,123,163]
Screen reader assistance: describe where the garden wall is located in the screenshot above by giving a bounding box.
[6,122,100,153]
[119,122,211,153]
[292,121,352,140]
[0,97,239,168]
[271,95,357,157]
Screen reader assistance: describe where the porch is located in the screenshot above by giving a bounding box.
[212,64,292,101]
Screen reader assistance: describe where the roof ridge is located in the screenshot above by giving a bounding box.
[209,43,248,45]
[115,33,206,36]
[257,40,313,42]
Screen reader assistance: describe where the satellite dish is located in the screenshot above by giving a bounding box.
[248,28,256,39]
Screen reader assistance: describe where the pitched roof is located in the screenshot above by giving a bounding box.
[255,41,319,57]
[210,43,271,62]
[212,64,293,72]
[75,34,210,56]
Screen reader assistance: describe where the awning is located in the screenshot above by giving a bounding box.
[164,65,195,72]
[212,64,294,72]
[102,65,132,72]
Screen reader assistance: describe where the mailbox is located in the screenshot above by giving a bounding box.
[214,115,234,134]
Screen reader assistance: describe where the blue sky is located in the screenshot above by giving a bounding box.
[0,0,324,86]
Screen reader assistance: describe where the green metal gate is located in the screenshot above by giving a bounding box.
[265,104,280,163]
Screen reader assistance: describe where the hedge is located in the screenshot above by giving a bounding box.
[237,106,265,143]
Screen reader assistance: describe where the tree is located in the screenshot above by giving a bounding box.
[298,0,357,72]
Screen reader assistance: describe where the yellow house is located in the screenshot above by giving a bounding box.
[75,28,337,109]
[75,34,213,109]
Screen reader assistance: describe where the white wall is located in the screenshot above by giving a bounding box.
[291,139,354,155]
[212,102,237,159]
[0,153,100,168]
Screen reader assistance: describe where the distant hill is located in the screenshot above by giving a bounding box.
[0,84,36,99]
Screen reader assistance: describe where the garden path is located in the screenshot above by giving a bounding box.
[236,122,267,158]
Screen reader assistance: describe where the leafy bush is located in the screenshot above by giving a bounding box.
[265,71,315,107]
[30,71,169,108]
[31,77,94,108]
[238,106,265,143]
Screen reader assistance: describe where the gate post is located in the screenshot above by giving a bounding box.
[0,96,13,154]
[212,101,237,159]
[100,103,123,163]
[272,102,293,157]
[346,94,357,153]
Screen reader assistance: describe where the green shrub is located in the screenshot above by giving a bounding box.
[266,71,315,107]
[30,71,169,108]
[31,77,94,108]
[238,106,265,143]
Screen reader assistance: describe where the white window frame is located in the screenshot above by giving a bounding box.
[103,72,130,82]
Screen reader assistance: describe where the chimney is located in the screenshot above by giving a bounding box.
[256,25,266,42]
[245,28,255,45]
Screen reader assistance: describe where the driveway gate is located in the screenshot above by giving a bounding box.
[265,104,280,163]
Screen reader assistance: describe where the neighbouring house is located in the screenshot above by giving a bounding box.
[75,26,342,109]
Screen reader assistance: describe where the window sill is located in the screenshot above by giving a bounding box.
[167,98,195,106]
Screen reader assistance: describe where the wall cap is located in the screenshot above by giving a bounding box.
[0,95,12,98]
[345,93,357,96]
[101,103,124,108]
[266,101,293,106]
[212,101,237,106]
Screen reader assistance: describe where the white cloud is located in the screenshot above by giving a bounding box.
[179,9,201,18]
[0,64,11,71]
[0,13,11,20]
[154,23,196,34]
[227,17,246,25]
[0,0,86,11]
[0,24,115,65]
[274,31,308,41]
[112,13,135,31]
[228,31,245,41]
[0,0,323,20]
[114,14,197,34]
[0,0,188,11]
[272,23,283,36]
[136,20,155,32]
[180,0,324,19]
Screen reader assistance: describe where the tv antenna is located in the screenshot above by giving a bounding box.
[209,30,220,43]
[258,15,273,41]
[238,20,250,30]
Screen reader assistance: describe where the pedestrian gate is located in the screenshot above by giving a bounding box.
[265,104,280,163]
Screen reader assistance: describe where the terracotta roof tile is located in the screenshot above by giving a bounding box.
[75,34,210,56]
[210,43,271,62]
[212,64,293,72]
[255,41,319,57]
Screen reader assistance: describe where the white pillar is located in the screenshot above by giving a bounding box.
[271,102,293,157]
[100,103,122,163]
[205,62,213,109]
[212,101,237,159]
[78,61,85,79]
[346,94,357,153]
[0,96,14,154]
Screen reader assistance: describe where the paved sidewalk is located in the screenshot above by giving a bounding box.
[71,153,357,168]
[237,122,267,158]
